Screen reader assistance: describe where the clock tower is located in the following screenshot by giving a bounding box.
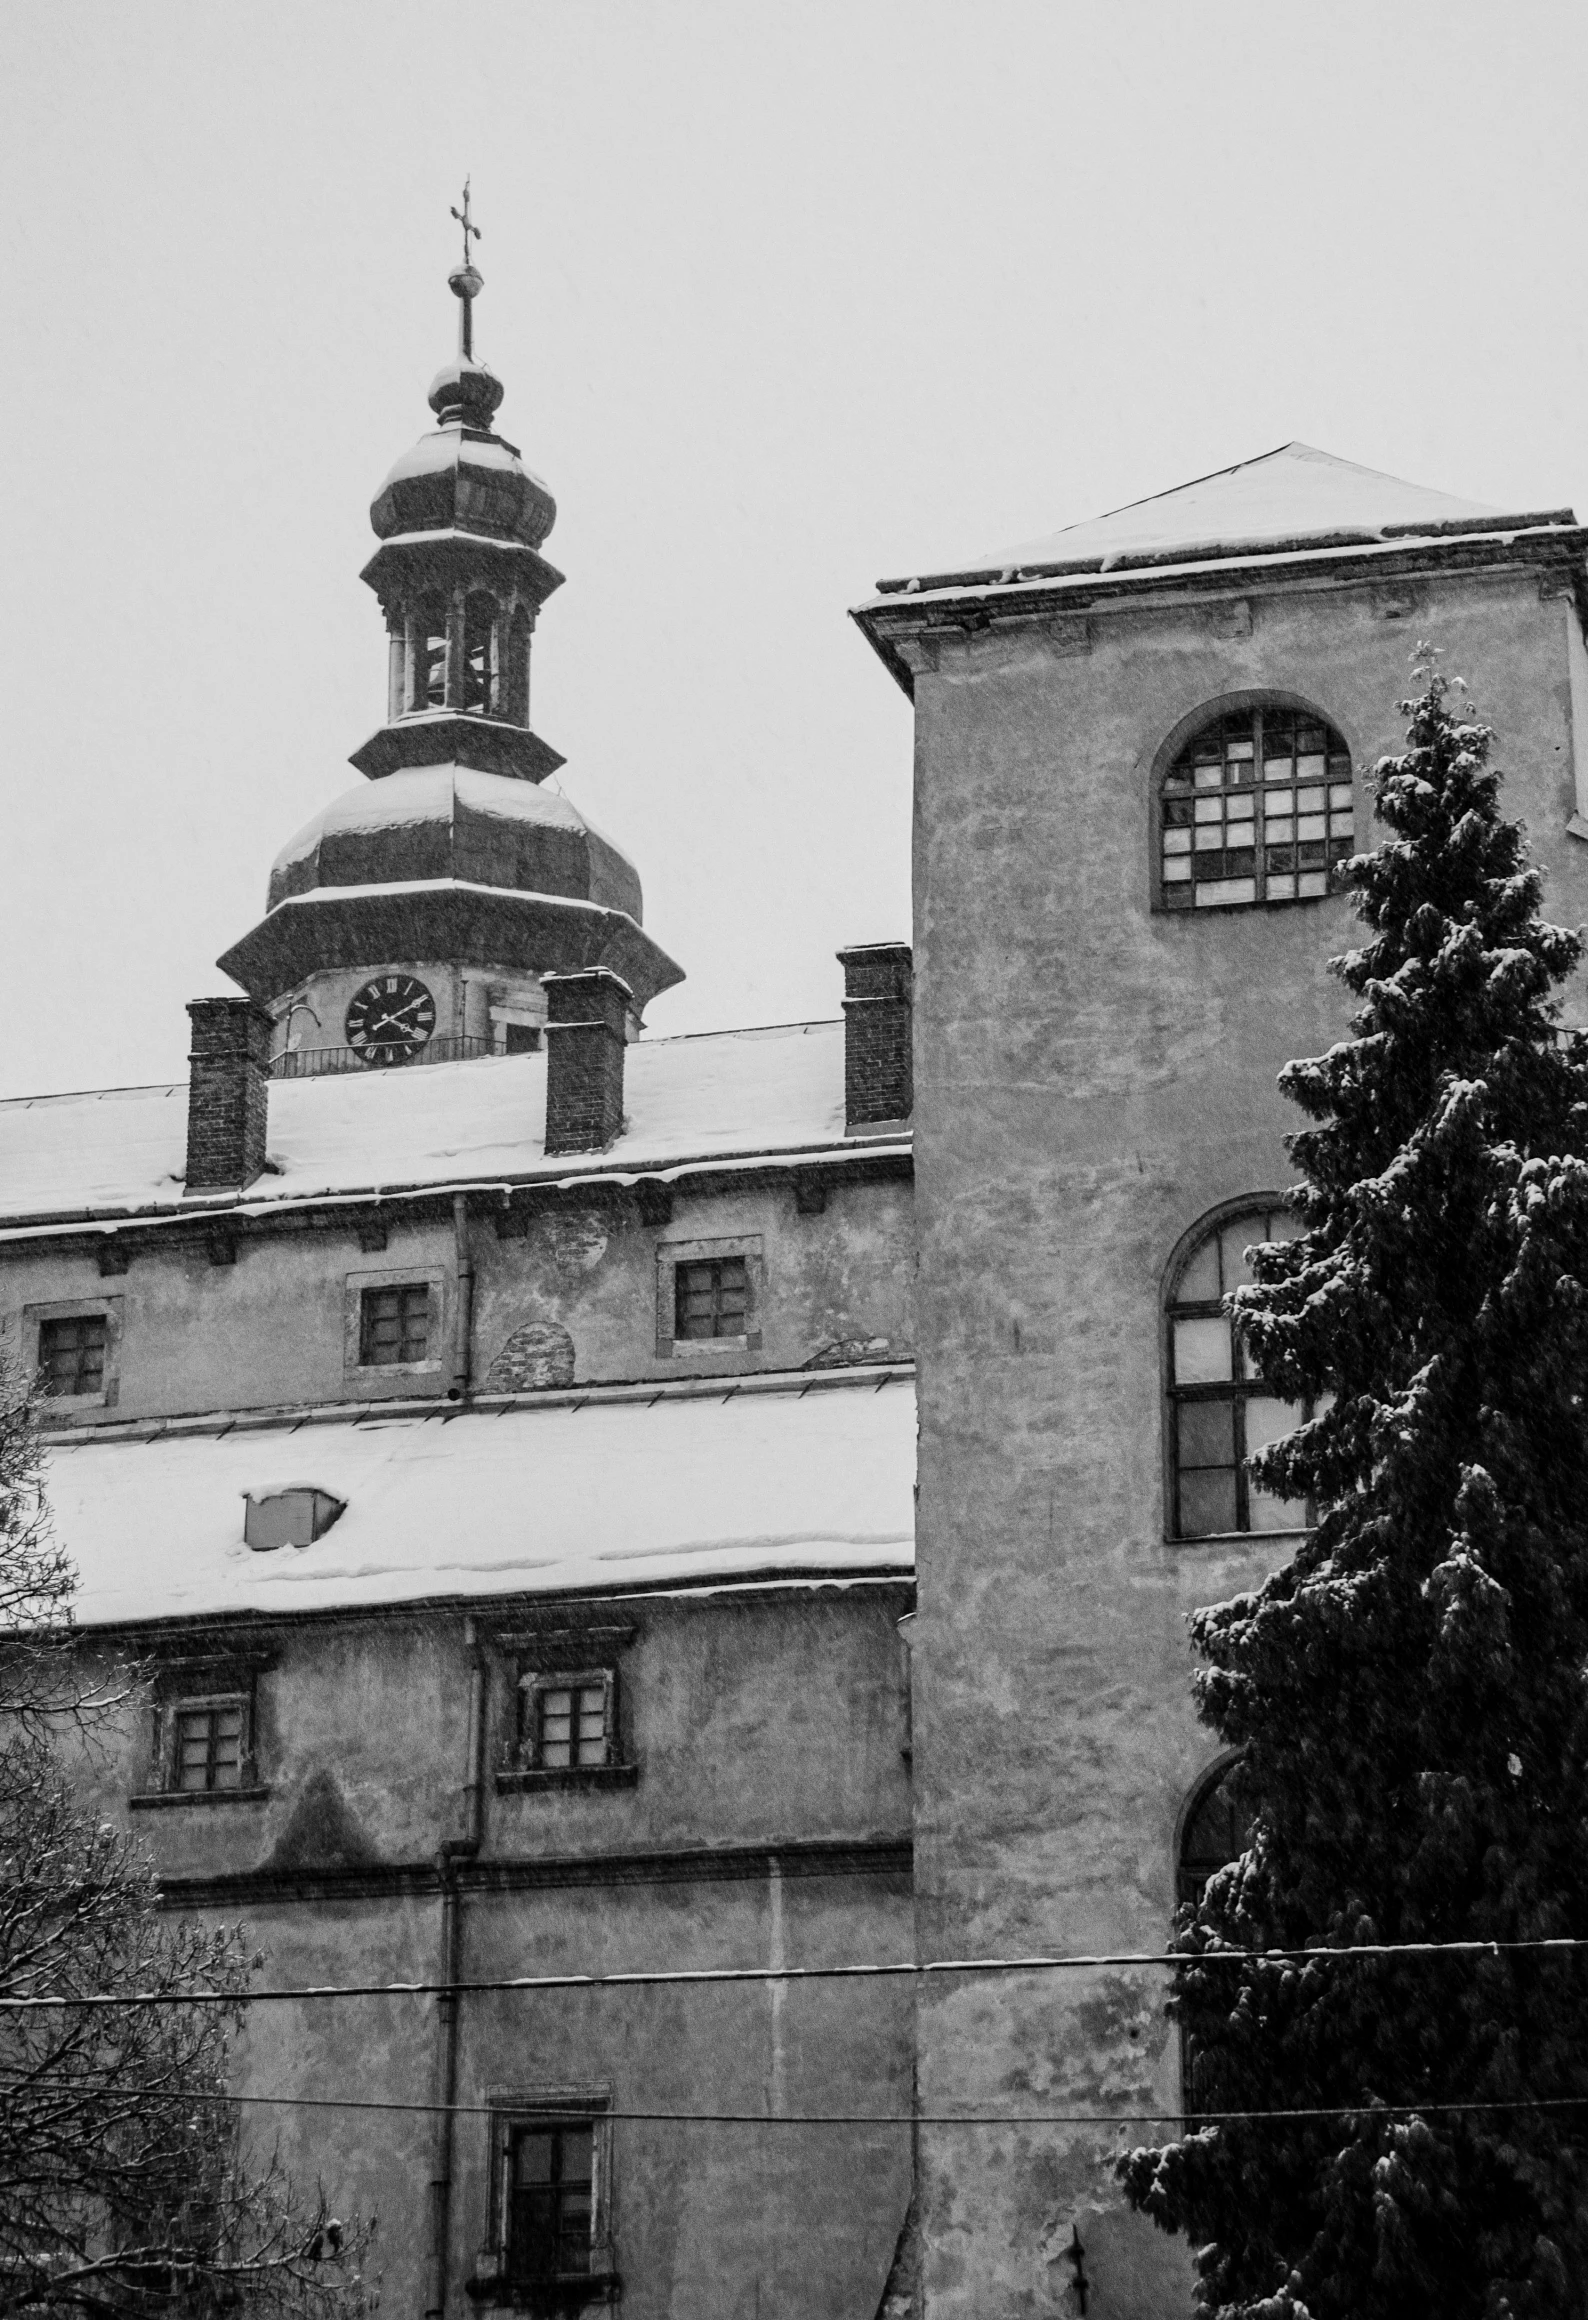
[219,204,682,1073]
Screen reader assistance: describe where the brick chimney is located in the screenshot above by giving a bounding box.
[542,969,631,1155]
[837,944,913,1132]
[184,998,272,1194]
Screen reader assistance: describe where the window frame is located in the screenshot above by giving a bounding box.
[521,1667,617,1773]
[1163,1198,1313,1543]
[655,1234,764,1358]
[473,2091,615,2305]
[358,1280,433,1368]
[1151,693,1358,916]
[20,1297,124,1414]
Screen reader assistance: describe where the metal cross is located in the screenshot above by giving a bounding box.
[451,179,483,268]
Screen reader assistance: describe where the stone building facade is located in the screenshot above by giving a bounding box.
[8,242,1588,2320]
[853,442,1588,2315]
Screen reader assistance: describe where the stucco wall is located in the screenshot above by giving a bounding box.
[905,566,1588,2319]
[59,1581,915,2318]
[3,1174,913,1423]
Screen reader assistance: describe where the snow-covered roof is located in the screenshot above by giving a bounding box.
[44,1371,917,1625]
[273,765,613,864]
[0,1020,892,1234]
[870,444,1575,595]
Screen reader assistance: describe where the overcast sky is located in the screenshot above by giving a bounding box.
[3,0,1586,1098]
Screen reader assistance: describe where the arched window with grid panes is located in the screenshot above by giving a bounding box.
[1159,704,1356,910]
[1165,1204,1310,1539]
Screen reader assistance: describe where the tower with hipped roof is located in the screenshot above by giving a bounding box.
[854,438,1588,2320]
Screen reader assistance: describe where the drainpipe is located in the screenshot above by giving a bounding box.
[424,1618,487,2320]
[450,1192,474,1402]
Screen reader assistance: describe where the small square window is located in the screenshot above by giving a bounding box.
[359,1283,430,1366]
[171,1698,248,1792]
[674,1256,749,1341]
[657,1237,763,1357]
[38,1314,107,1398]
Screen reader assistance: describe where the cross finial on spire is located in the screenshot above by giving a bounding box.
[450,178,482,270]
[447,180,485,359]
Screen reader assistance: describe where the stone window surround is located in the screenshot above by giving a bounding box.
[132,1652,274,1810]
[494,1622,638,1794]
[343,1261,448,1385]
[655,1233,765,1358]
[20,1294,124,1414]
[471,2086,616,2302]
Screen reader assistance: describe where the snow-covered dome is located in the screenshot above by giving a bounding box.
[370,405,556,551]
[266,766,642,922]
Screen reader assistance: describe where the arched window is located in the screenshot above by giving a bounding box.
[1178,1759,1253,1907]
[463,591,499,716]
[417,592,449,711]
[1177,1758,1256,2117]
[503,603,533,726]
[1166,1205,1308,1539]
[1159,705,1354,911]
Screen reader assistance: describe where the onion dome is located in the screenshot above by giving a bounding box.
[368,249,556,548]
[218,768,683,1018]
[369,388,556,550]
[266,768,643,921]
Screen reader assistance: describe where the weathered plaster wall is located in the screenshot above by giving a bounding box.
[906,568,1588,2319]
[452,1868,914,2320]
[71,1585,914,1874]
[59,1581,914,2318]
[4,1176,913,1423]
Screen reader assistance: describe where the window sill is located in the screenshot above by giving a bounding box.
[496,1765,639,1794]
[466,2272,618,2311]
[1165,1529,1310,1549]
[130,1786,271,1811]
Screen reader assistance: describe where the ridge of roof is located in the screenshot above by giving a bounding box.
[871,442,1569,597]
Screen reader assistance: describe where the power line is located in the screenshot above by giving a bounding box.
[10,2080,1588,2131]
[3,1935,1586,2010]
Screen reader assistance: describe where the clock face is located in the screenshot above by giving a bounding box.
[345,974,437,1066]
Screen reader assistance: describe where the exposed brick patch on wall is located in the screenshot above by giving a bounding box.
[483,1321,577,1393]
[542,969,631,1155]
[837,944,913,1131]
[184,998,271,1194]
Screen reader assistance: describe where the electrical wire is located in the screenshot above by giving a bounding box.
[2,1935,1586,2010]
[9,2080,1588,2131]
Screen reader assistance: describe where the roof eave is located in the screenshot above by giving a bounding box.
[852,521,1588,700]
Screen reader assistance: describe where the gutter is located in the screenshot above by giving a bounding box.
[450,1193,473,1402]
[425,1615,487,2320]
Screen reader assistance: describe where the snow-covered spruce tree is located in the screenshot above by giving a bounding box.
[0,1355,374,2320]
[1120,657,1588,2318]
